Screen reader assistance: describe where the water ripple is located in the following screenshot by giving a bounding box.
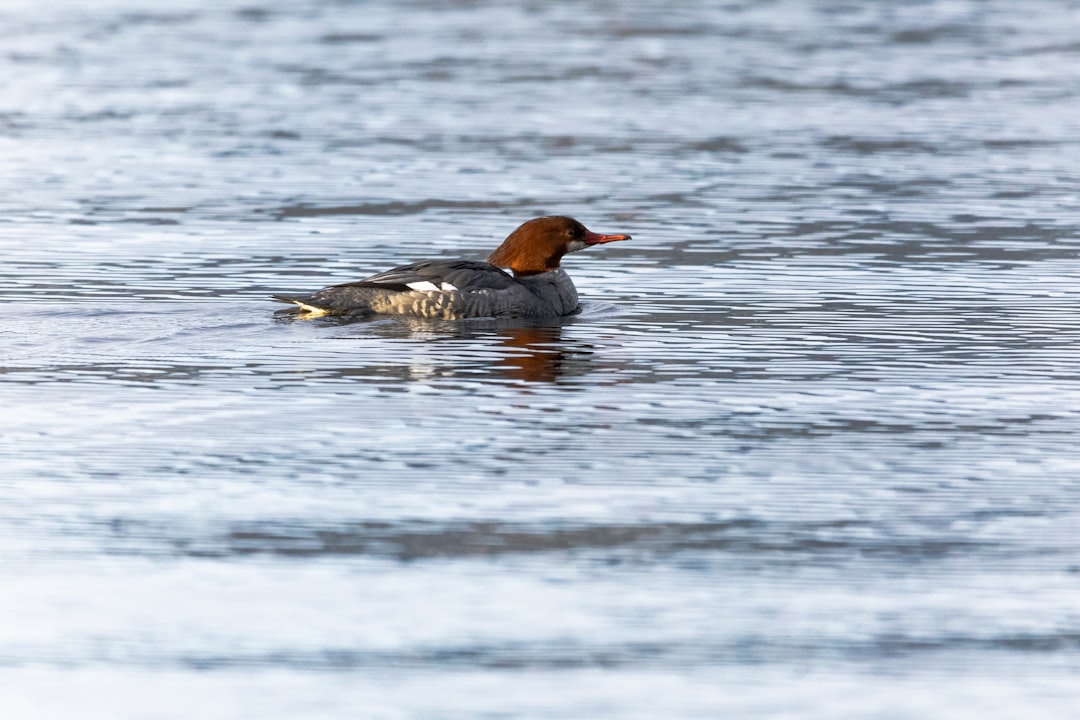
[3,0,1080,717]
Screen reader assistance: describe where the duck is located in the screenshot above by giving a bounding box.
[272,216,631,319]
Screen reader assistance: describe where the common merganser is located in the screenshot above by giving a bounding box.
[272,216,631,319]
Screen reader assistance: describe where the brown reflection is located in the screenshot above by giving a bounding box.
[362,316,593,384]
[275,314,595,384]
[491,324,572,383]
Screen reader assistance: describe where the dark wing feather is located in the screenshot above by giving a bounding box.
[331,260,516,293]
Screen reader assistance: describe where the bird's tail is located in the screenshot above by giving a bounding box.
[271,295,331,317]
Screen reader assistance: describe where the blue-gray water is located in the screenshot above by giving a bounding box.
[2,1,1080,717]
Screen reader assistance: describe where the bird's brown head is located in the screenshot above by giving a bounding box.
[487,216,631,276]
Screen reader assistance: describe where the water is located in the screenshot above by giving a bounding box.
[3,0,1080,717]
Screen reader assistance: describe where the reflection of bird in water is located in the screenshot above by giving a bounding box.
[492,324,577,383]
[277,314,600,385]
[360,318,594,384]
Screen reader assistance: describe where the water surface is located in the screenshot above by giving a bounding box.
[2,1,1080,718]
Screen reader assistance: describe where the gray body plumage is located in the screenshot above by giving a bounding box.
[273,259,580,319]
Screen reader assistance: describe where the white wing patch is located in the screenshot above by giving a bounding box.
[406,281,441,292]
[405,281,459,292]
